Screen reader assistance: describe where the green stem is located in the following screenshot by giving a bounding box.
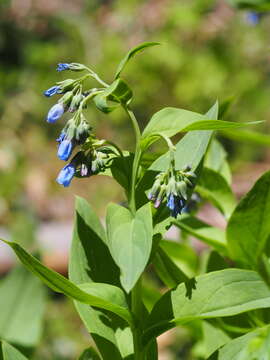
[132,279,145,360]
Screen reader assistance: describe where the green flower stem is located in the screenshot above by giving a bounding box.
[85,66,109,88]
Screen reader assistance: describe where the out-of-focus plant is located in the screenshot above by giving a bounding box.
[2,42,270,360]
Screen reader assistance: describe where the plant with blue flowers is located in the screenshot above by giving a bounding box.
[3,42,270,360]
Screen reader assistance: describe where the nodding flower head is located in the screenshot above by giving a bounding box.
[44,85,61,97]
[56,163,76,187]
[57,138,74,161]
[57,63,70,72]
[166,193,186,218]
[47,103,65,123]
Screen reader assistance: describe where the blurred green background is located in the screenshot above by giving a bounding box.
[1,0,270,358]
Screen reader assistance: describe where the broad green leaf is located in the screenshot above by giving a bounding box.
[221,128,270,147]
[150,101,218,172]
[106,203,153,292]
[114,42,160,79]
[115,327,134,358]
[1,341,28,360]
[0,266,46,347]
[197,167,236,219]
[174,216,227,254]
[78,347,101,360]
[227,171,270,268]
[94,79,132,113]
[141,107,260,149]
[69,197,123,360]
[144,269,270,345]
[210,325,270,360]
[0,239,132,325]
[205,139,232,185]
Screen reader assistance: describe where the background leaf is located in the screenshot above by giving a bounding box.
[106,203,153,292]
[1,341,28,360]
[227,170,270,268]
[0,266,46,347]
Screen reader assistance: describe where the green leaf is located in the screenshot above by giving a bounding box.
[153,246,189,288]
[221,128,270,147]
[197,167,236,219]
[227,170,270,268]
[94,79,132,113]
[174,216,227,254]
[141,107,260,149]
[1,341,28,360]
[205,139,231,185]
[78,347,101,360]
[210,325,270,360]
[0,239,132,325]
[144,269,270,345]
[150,101,218,172]
[69,197,124,360]
[106,203,153,292]
[201,321,231,359]
[114,42,160,79]
[0,266,46,347]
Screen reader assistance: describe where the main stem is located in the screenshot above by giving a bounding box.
[123,105,145,359]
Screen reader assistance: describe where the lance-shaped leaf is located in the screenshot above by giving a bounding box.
[209,325,270,360]
[0,239,132,325]
[114,42,160,79]
[1,341,28,360]
[143,269,270,345]
[227,170,270,268]
[150,101,218,172]
[0,266,46,347]
[106,203,153,293]
[141,107,261,150]
[94,79,132,113]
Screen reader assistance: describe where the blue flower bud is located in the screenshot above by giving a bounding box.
[57,63,70,72]
[166,194,186,218]
[56,163,76,187]
[246,12,260,25]
[44,85,61,97]
[57,139,74,161]
[47,103,65,123]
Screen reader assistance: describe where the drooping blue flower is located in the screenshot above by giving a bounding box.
[57,63,70,72]
[56,163,76,187]
[56,131,66,143]
[166,194,185,218]
[57,138,74,161]
[47,103,65,123]
[44,85,61,97]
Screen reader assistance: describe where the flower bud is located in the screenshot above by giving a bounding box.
[57,63,70,72]
[44,85,61,97]
[69,93,84,112]
[47,103,65,123]
[177,181,187,200]
[57,139,74,161]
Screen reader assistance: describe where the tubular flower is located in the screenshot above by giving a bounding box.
[56,163,76,187]
[47,103,65,123]
[57,63,70,72]
[57,138,74,161]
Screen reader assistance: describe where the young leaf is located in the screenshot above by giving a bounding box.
[114,42,160,79]
[1,341,28,360]
[150,101,218,172]
[106,203,153,292]
[173,216,227,254]
[94,79,132,113]
[144,269,270,345]
[0,266,46,347]
[209,325,270,360]
[227,170,270,268]
[197,167,236,219]
[0,239,132,325]
[141,107,260,149]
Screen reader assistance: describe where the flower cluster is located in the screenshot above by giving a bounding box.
[148,166,196,217]
[44,63,112,187]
